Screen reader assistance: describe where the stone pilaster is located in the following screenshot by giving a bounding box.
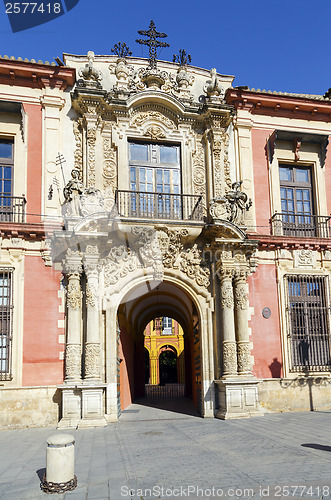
[220,269,237,377]
[84,246,101,380]
[64,254,83,382]
[150,356,158,385]
[234,269,252,376]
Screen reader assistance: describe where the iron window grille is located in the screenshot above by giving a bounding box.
[285,275,331,372]
[0,269,13,381]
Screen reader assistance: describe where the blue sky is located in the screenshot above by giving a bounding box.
[1,0,331,95]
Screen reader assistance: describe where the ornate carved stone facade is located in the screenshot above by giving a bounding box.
[52,50,262,427]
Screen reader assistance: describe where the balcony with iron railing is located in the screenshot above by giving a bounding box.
[0,196,26,224]
[271,213,331,238]
[115,190,204,222]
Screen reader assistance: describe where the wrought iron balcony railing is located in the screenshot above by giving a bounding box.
[115,190,203,222]
[271,213,331,238]
[0,196,26,224]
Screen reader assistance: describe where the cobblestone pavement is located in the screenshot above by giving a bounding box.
[0,398,331,499]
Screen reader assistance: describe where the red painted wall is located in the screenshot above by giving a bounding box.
[251,129,272,233]
[119,327,134,410]
[23,103,42,224]
[23,256,64,385]
[325,135,331,215]
[248,264,283,379]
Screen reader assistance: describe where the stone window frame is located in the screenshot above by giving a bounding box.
[268,139,327,226]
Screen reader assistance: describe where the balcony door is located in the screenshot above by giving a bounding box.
[0,140,13,222]
[279,165,314,236]
[129,142,181,219]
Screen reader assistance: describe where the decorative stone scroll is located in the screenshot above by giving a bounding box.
[130,110,176,130]
[102,226,210,290]
[86,125,97,188]
[102,137,117,193]
[73,121,83,177]
[294,249,315,269]
[192,141,207,213]
[213,136,223,198]
[104,246,140,287]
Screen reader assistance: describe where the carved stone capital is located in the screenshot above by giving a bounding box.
[233,268,249,284]
[85,343,101,379]
[64,249,83,276]
[218,267,234,282]
[222,341,237,376]
[65,344,81,380]
[237,342,252,374]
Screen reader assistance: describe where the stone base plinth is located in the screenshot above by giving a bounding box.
[57,383,107,429]
[215,378,264,419]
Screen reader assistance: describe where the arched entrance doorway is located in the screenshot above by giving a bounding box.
[117,280,204,415]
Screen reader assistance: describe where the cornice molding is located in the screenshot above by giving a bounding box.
[0,59,76,90]
[226,88,331,122]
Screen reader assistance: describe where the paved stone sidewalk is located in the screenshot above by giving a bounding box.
[0,399,331,499]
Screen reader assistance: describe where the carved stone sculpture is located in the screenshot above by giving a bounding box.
[204,68,225,98]
[225,182,251,226]
[78,51,103,88]
[209,197,231,220]
[63,169,84,216]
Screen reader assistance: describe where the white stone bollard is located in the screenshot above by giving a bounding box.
[41,434,77,493]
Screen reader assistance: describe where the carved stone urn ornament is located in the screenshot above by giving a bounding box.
[173,49,192,89]
[110,42,132,83]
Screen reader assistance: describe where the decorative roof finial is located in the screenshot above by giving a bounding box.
[111,42,132,59]
[173,49,191,67]
[136,20,169,70]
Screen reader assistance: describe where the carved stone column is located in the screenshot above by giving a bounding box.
[234,269,252,376]
[84,247,101,380]
[64,256,83,382]
[220,269,237,377]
